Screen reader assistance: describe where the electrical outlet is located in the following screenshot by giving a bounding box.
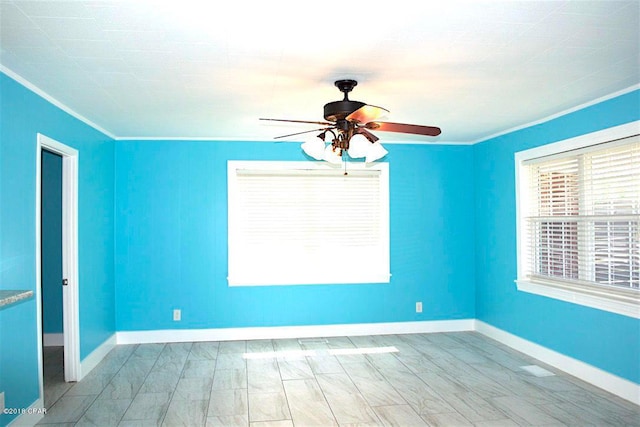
[416,302,423,313]
[0,391,5,414]
[173,309,181,321]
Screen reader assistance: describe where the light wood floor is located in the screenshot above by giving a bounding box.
[39,332,639,426]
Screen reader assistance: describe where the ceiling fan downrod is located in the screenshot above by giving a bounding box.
[335,79,358,100]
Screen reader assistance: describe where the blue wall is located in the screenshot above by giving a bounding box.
[2,67,638,426]
[0,73,116,425]
[474,90,640,384]
[114,141,476,331]
[41,150,63,335]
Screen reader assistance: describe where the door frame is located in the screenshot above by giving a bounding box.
[36,133,80,389]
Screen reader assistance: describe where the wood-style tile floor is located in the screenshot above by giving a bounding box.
[38,332,640,426]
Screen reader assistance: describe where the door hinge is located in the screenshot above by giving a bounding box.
[62,278,68,286]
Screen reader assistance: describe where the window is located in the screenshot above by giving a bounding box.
[227,161,390,286]
[515,122,640,318]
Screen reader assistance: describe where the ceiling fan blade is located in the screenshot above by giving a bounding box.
[273,127,334,140]
[354,127,379,143]
[346,105,389,124]
[260,118,333,126]
[365,121,441,137]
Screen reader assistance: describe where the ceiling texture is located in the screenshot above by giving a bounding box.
[1,1,638,144]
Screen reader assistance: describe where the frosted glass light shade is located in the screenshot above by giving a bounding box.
[365,142,388,163]
[301,137,326,160]
[347,134,369,158]
[324,144,343,164]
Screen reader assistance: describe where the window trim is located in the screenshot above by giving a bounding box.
[227,160,390,286]
[514,121,640,319]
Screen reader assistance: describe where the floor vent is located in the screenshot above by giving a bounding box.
[520,365,555,377]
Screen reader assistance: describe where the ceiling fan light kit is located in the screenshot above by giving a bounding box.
[365,141,389,163]
[323,143,343,164]
[345,134,370,159]
[261,79,441,164]
[301,131,388,163]
[300,137,326,160]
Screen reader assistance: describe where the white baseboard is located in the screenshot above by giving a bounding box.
[42,333,63,347]
[7,397,45,427]
[79,333,116,379]
[475,320,640,406]
[116,319,475,345]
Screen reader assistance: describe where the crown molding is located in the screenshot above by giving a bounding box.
[472,84,640,145]
[1,65,117,140]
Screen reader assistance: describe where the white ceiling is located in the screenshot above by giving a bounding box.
[1,1,638,143]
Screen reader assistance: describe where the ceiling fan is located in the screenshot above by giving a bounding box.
[260,79,441,163]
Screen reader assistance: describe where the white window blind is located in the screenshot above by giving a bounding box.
[522,136,640,290]
[227,161,390,286]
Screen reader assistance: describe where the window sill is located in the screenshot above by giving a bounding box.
[228,273,391,287]
[515,278,640,319]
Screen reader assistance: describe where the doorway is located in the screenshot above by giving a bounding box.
[36,134,80,406]
[41,149,65,404]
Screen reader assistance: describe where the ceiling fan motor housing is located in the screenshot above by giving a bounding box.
[323,79,365,122]
[323,99,365,122]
